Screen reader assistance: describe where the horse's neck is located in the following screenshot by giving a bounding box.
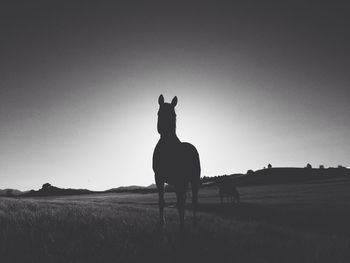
[160,133,181,145]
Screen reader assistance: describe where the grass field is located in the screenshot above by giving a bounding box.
[1,177,350,263]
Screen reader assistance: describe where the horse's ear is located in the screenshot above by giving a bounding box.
[158,94,164,105]
[171,96,177,107]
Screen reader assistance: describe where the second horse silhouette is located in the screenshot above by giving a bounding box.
[153,95,201,230]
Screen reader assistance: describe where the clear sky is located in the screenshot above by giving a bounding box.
[1,1,349,191]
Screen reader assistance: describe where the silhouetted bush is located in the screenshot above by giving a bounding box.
[42,183,52,190]
[247,170,254,176]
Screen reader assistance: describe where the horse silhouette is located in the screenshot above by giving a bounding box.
[153,95,201,229]
[218,178,240,205]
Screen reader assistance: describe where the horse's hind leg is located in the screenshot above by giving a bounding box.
[191,180,199,227]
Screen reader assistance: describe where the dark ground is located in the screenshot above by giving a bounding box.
[1,176,350,263]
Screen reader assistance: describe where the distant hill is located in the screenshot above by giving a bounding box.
[107,185,145,192]
[0,189,25,196]
[21,183,93,197]
[2,183,158,198]
[106,184,158,194]
[106,183,175,194]
[203,167,350,187]
[241,167,350,186]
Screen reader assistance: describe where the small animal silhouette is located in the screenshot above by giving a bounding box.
[218,178,240,204]
[153,95,201,229]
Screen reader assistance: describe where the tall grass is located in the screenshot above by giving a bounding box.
[0,195,349,263]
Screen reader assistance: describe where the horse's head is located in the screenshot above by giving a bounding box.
[157,94,177,136]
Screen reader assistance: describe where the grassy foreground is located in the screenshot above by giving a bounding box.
[1,182,350,263]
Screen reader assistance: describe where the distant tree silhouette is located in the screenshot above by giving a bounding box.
[306,163,312,169]
[201,176,209,184]
[268,164,272,169]
[247,170,254,176]
[319,165,324,169]
[42,183,52,190]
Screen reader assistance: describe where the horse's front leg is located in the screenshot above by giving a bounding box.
[155,176,165,227]
[176,190,186,230]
